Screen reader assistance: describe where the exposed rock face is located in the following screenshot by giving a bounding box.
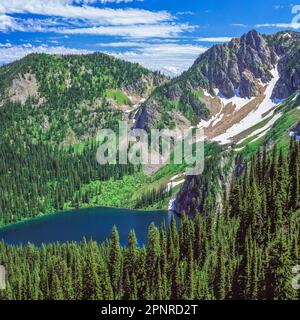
[122,74,166,99]
[292,120,300,134]
[238,30,277,81]
[134,30,300,131]
[165,84,183,100]
[8,73,41,105]
[239,70,261,98]
[271,45,300,99]
[134,100,160,131]
[195,30,277,98]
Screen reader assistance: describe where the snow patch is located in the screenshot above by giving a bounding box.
[124,98,146,114]
[198,115,217,129]
[282,32,292,39]
[290,92,300,103]
[236,112,282,145]
[166,179,185,192]
[170,174,184,181]
[234,146,245,152]
[211,113,224,127]
[203,90,212,98]
[198,103,225,130]
[212,66,280,145]
[214,87,254,111]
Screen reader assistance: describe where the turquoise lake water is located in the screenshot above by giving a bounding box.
[0,207,177,246]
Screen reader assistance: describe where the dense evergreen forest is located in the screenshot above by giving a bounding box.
[0,141,299,300]
[0,136,138,224]
[0,53,167,225]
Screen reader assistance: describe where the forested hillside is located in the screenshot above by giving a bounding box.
[1,141,299,300]
[0,53,165,143]
[0,53,168,225]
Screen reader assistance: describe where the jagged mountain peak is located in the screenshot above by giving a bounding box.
[227,29,266,50]
[194,29,278,99]
[240,29,263,45]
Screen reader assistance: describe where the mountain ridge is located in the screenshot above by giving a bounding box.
[0,52,166,143]
[134,29,300,147]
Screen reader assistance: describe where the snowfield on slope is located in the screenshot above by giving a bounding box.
[211,66,281,145]
[236,112,282,145]
[213,87,254,111]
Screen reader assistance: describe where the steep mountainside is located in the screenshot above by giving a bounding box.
[0,53,169,225]
[195,29,277,98]
[135,30,300,147]
[133,30,300,217]
[270,34,300,99]
[175,91,300,216]
[0,52,166,143]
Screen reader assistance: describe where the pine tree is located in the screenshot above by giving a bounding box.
[83,250,102,300]
[51,273,64,300]
[265,232,297,300]
[184,239,195,299]
[146,223,161,289]
[109,226,122,299]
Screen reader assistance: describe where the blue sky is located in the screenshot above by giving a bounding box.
[0,0,299,75]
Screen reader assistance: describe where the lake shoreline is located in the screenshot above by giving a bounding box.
[0,207,175,247]
[0,205,167,232]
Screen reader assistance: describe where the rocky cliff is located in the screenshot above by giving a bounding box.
[134,30,300,140]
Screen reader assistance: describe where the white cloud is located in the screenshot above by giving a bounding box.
[0,42,12,48]
[107,43,208,76]
[55,23,195,38]
[197,37,233,42]
[96,41,147,47]
[0,1,171,26]
[0,14,24,32]
[0,1,202,74]
[0,43,92,65]
[231,23,247,28]
[0,1,197,40]
[176,11,195,16]
[75,0,143,3]
[255,22,300,29]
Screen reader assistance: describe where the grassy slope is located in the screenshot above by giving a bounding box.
[105,89,132,106]
[71,163,185,210]
[61,139,222,212]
